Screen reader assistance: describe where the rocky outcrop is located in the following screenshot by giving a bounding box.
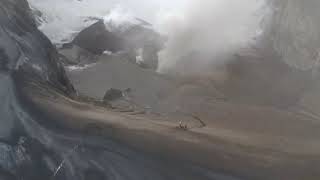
[69,19,164,70]
[0,0,75,96]
[71,20,124,54]
[103,88,123,102]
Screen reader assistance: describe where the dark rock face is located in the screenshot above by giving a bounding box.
[0,0,76,179]
[69,19,164,70]
[72,20,124,54]
[0,48,9,71]
[0,0,75,96]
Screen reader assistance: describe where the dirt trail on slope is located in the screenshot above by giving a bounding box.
[22,81,320,180]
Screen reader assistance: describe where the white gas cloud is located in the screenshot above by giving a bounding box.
[157,0,267,74]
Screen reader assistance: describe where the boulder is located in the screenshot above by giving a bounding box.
[103,88,123,102]
[72,20,124,54]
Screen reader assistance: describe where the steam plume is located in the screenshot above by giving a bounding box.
[158,0,267,76]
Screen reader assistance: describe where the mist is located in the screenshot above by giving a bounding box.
[157,0,267,77]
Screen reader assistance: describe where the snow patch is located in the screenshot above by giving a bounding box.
[32,64,43,72]
[103,50,113,55]
[103,6,136,32]
[66,63,97,71]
